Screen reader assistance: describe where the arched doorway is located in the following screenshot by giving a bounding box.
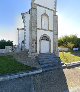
[39,35,51,53]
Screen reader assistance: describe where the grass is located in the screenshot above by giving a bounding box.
[60,51,80,64]
[0,55,32,75]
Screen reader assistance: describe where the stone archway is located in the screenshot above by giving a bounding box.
[39,34,51,53]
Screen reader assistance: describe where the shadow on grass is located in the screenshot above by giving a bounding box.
[66,62,80,69]
[70,50,80,57]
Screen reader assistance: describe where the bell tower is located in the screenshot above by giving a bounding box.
[29,0,58,56]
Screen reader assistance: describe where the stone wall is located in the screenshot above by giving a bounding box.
[29,2,37,53]
[53,14,59,56]
[9,51,40,68]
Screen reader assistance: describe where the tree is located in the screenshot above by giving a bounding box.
[67,42,75,50]
[58,35,80,49]
[0,40,13,49]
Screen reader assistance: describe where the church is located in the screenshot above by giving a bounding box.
[18,0,58,57]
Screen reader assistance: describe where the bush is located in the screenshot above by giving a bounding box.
[58,35,80,49]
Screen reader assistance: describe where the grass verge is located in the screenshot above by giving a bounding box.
[60,51,80,64]
[0,55,32,75]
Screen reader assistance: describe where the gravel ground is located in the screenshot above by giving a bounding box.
[64,66,80,92]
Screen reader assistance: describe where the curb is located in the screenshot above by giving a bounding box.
[0,69,42,82]
[63,61,80,69]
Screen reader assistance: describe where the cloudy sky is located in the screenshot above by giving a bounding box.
[0,0,80,44]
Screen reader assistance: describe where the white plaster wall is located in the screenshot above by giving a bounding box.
[37,29,53,54]
[18,30,24,49]
[37,6,53,31]
[24,13,30,49]
[17,15,24,28]
[34,0,55,10]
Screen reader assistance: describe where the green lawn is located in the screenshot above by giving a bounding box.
[0,55,32,75]
[60,51,80,64]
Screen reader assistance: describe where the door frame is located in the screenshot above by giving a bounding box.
[39,34,51,53]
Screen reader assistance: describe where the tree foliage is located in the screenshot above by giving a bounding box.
[58,35,80,49]
[67,42,75,50]
[0,40,13,49]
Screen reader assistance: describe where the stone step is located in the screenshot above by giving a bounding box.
[39,60,53,65]
[38,57,60,62]
[38,57,58,60]
[41,62,59,67]
[37,53,62,70]
[37,53,57,59]
[39,61,52,65]
[38,54,56,56]
[39,60,60,65]
[42,64,61,71]
[41,64,54,68]
[39,60,59,65]
[39,53,56,55]
[38,57,60,61]
[38,55,57,58]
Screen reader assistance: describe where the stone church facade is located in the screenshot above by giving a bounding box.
[18,0,58,56]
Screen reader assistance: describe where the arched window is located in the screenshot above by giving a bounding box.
[41,14,49,30]
[41,36,49,41]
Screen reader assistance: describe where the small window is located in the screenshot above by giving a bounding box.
[41,36,49,41]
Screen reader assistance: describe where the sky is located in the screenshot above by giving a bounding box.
[0,0,80,44]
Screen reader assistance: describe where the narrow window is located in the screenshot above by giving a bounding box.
[42,14,49,30]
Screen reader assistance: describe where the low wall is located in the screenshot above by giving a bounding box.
[58,47,69,52]
[0,46,12,54]
[0,49,6,54]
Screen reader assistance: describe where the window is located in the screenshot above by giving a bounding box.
[42,14,49,30]
[41,36,49,41]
